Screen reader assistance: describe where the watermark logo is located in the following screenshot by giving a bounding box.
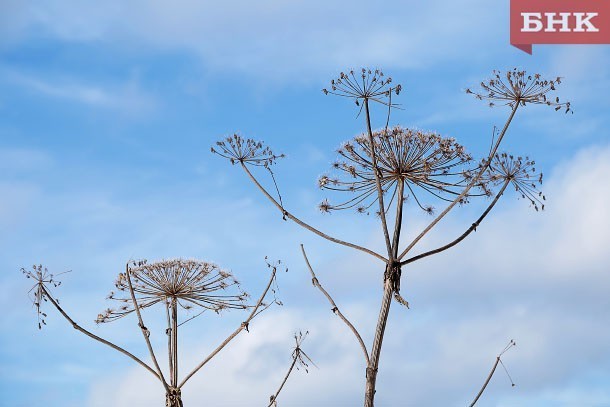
[510,0,610,54]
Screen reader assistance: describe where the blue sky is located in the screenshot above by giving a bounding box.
[1,1,610,406]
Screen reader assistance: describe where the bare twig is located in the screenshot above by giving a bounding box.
[178,262,281,388]
[268,331,315,407]
[401,179,510,266]
[301,244,370,366]
[470,340,516,406]
[38,285,161,380]
[240,162,388,263]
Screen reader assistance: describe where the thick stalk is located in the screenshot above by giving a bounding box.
[172,299,179,386]
[166,302,174,386]
[165,388,183,407]
[364,279,394,407]
[391,180,405,259]
[363,178,405,406]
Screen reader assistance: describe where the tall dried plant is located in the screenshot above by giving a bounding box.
[213,68,570,405]
[23,258,289,406]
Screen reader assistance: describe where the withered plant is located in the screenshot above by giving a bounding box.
[23,258,293,406]
[213,68,570,406]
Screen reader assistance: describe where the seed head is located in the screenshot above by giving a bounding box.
[96,259,248,323]
[484,153,546,211]
[322,68,402,106]
[22,265,67,329]
[212,134,284,168]
[319,126,478,214]
[466,69,571,112]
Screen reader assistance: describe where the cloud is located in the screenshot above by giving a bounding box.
[73,143,610,406]
[3,69,157,113]
[3,0,505,79]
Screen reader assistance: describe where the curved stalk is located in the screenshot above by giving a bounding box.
[401,179,510,266]
[240,162,388,262]
[125,264,170,391]
[39,285,160,380]
[301,244,370,366]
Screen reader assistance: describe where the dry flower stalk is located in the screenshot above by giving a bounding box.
[214,67,569,406]
[23,258,284,406]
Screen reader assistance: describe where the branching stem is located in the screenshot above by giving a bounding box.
[401,179,510,266]
[397,103,519,260]
[178,265,278,388]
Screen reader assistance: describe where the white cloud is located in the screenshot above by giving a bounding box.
[74,144,610,405]
[3,69,157,113]
[4,0,505,79]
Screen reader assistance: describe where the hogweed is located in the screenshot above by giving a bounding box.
[215,67,570,406]
[96,259,248,323]
[318,126,478,214]
[24,258,286,407]
[467,68,571,112]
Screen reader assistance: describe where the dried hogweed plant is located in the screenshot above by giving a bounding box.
[214,67,569,406]
[23,258,292,407]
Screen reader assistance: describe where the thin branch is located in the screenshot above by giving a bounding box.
[268,353,298,407]
[240,162,388,262]
[401,179,510,266]
[39,285,161,381]
[125,263,170,391]
[178,264,279,388]
[470,340,516,407]
[268,331,315,407]
[397,103,519,261]
[301,244,370,366]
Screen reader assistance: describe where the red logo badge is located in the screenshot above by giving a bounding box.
[510,0,610,54]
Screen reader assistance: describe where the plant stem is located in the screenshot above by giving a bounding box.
[470,357,500,407]
[301,244,370,366]
[401,179,510,266]
[364,278,394,407]
[172,299,179,386]
[124,264,170,392]
[39,285,160,380]
[179,265,278,388]
[397,103,519,260]
[364,98,393,258]
[240,162,388,263]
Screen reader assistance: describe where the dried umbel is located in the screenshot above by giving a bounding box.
[485,153,545,211]
[211,134,284,168]
[467,68,571,112]
[318,126,476,214]
[322,68,402,106]
[96,259,248,323]
[22,265,65,329]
